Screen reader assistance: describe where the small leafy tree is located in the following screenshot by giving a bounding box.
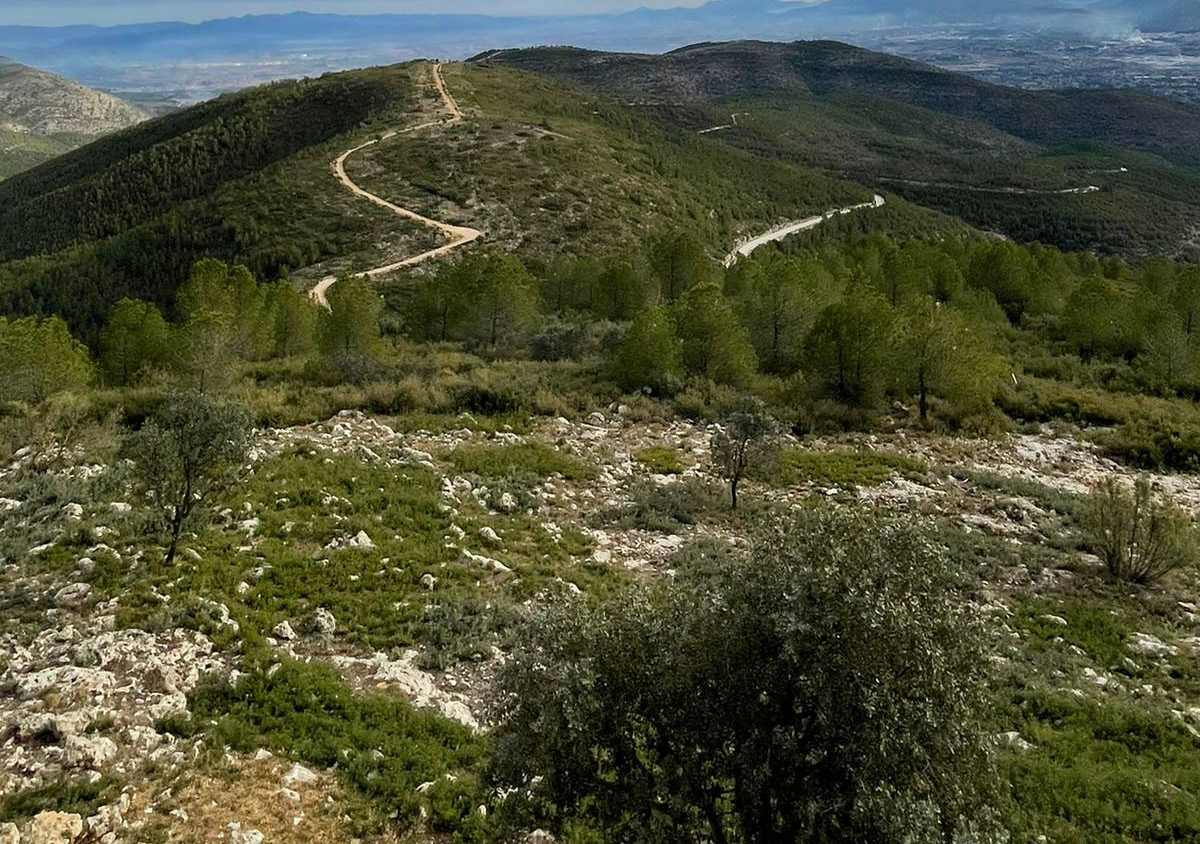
[123,392,251,566]
[710,397,778,509]
[648,228,718,302]
[99,298,173,386]
[493,507,997,844]
[466,255,539,350]
[891,297,1003,422]
[319,275,383,365]
[1082,476,1198,584]
[674,283,758,388]
[0,315,93,404]
[613,305,683,395]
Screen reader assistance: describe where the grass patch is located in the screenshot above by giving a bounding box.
[446,442,595,481]
[633,445,687,475]
[773,448,926,488]
[1000,687,1200,844]
[109,450,616,664]
[175,660,491,838]
[0,777,121,824]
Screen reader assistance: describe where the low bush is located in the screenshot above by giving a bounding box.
[447,443,594,481]
[493,507,997,843]
[180,661,489,837]
[633,445,686,475]
[1081,476,1198,584]
[772,448,926,488]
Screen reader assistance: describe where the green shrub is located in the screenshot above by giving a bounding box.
[1081,476,1198,584]
[0,778,120,824]
[1101,417,1200,472]
[447,443,594,480]
[633,445,686,475]
[185,660,488,836]
[493,507,997,843]
[773,448,926,488]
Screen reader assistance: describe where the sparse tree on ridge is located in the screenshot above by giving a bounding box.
[123,392,251,566]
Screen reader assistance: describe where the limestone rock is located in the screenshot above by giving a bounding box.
[272,620,296,640]
[283,762,320,787]
[21,812,83,844]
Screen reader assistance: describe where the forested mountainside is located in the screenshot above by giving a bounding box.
[476,41,1200,259]
[0,58,960,339]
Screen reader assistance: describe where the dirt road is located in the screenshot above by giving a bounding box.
[723,194,886,268]
[310,63,481,306]
[878,177,1103,196]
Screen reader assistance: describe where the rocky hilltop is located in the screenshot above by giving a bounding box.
[0,57,148,137]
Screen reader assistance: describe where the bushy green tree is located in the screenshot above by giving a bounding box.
[674,283,757,387]
[0,315,93,403]
[177,258,272,360]
[648,229,718,302]
[263,281,318,358]
[891,297,1003,422]
[465,255,538,350]
[613,305,682,395]
[174,310,239,394]
[1063,276,1128,361]
[804,281,894,408]
[122,392,251,565]
[493,507,997,844]
[319,275,383,357]
[406,260,476,343]
[734,255,832,374]
[99,298,172,386]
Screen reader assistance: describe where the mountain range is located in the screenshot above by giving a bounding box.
[0,0,1193,88]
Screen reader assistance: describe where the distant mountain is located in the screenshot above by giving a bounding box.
[478,40,1200,170]
[0,57,149,179]
[0,0,1187,87]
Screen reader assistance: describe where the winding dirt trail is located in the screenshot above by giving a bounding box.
[310,63,481,306]
[723,194,886,268]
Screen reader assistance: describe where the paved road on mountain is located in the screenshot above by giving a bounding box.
[723,194,886,267]
[310,63,482,307]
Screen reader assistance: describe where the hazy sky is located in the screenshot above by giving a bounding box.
[2,0,777,26]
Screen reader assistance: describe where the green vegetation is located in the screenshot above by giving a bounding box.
[0,778,122,824]
[494,508,996,843]
[175,660,488,837]
[633,445,686,475]
[774,449,926,488]
[122,392,252,565]
[448,442,594,481]
[1082,476,1199,584]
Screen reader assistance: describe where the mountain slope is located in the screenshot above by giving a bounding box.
[0,57,149,179]
[476,41,1200,170]
[475,40,1200,258]
[0,58,963,339]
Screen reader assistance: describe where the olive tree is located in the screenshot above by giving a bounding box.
[710,397,778,509]
[493,507,998,844]
[123,392,251,566]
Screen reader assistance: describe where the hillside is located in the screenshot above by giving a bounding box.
[0,57,149,179]
[0,58,963,338]
[475,40,1200,257]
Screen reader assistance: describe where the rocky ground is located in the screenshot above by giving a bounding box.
[4,407,1200,841]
